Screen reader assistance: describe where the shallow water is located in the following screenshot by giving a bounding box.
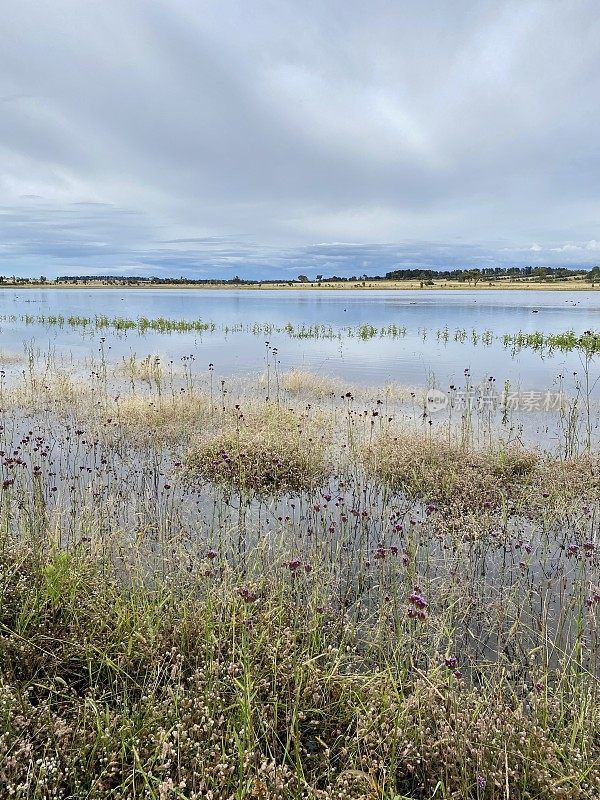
[2,408,595,675]
[1,288,599,393]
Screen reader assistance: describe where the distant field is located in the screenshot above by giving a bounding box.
[2,278,600,290]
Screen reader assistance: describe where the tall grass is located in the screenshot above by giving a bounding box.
[0,357,599,798]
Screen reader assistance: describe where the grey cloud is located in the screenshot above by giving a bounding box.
[0,1,599,277]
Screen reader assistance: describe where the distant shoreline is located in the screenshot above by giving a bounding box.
[1,279,599,291]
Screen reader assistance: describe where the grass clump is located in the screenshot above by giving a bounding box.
[185,404,329,494]
[0,349,24,364]
[522,453,600,517]
[116,353,164,386]
[112,391,211,445]
[276,369,343,398]
[365,433,537,515]
[503,329,600,353]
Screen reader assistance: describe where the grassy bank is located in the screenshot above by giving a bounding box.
[0,361,599,798]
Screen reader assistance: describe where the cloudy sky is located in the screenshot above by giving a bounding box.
[1,0,599,279]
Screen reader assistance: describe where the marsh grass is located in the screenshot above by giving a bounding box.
[112,392,212,446]
[0,538,599,799]
[6,311,600,354]
[0,358,599,798]
[523,453,600,519]
[363,432,538,516]
[117,353,164,387]
[185,404,330,494]
[504,329,600,353]
[0,349,24,364]
[272,369,344,398]
[1,371,98,411]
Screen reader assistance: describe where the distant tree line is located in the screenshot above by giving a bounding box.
[0,266,597,286]
[53,275,265,285]
[383,266,593,283]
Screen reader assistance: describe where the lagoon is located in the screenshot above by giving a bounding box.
[1,287,598,392]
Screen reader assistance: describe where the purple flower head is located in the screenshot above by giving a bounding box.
[238,587,259,603]
[586,592,600,608]
[409,590,428,610]
[584,541,596,556]
[407,589,428,621]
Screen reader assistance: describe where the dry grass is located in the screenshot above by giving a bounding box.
[115,353,164,385]
[0,371,213,446]
[0,349,24,364]
[1,372,97,410]
[276,369,344,398]
[111,391,211,445]
[185,404,330,494]
[522,453,600,517]
[376,383,427,403]
[274,370,425,406]
[364,432,537,515]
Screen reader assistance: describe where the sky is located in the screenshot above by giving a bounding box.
[1,0,599,279]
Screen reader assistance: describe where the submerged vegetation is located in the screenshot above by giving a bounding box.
[3,312,600,352]
[503,329,600,353]
[0,349,599,798]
